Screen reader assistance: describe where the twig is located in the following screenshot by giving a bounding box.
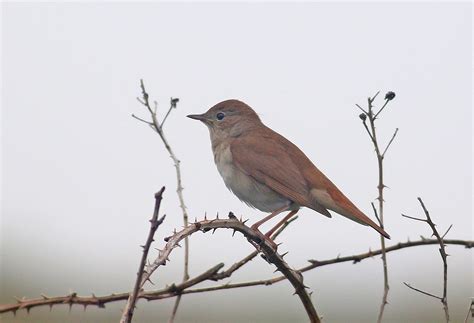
[120,187,166,323]
[358,91,396,323]
[143,213,321,323]
[136,80,190,322]
[402,198,451,322]
[211,215,298,281]
[463,298,473,323]
[2,238,471,315]
[403,283,442,300]
[381,128,399,158]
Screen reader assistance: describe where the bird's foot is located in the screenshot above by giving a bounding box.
[253,230,278,252]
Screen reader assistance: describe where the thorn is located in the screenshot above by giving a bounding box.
[239,215,243,222]
[147,278,155,285]
[205,213,207,220]
[216,213,219,219]
[281,251,289,258]
[242,219,249,225]
[194,217,197,223]
[232,229,237,237]
[212,228,217,234]
[293,291,297,295]
[41,293,49,300]
[273,268,279,273]
[176,243,182,248]
[173,228,177,234]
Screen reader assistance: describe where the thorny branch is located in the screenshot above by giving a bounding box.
[146,213,320,322]
[402,198,451,322]
[134,80,190,322]
[120,187,166,323]
[2,238,471,315]
[357,90,397,323]
[210,215,299,281]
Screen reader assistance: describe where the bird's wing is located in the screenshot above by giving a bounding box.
[230,131,332,217]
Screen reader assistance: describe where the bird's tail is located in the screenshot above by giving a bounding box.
[339,207,391,239]
[310,188,391,239]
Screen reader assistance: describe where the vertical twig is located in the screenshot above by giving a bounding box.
[357,91,397,323]
[463,298,473,323]
[134,81,189,322]
[120,188,166,323]
[402,198,451,322]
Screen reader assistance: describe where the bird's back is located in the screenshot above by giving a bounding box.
[231,124,390,238]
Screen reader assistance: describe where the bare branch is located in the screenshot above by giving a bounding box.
[401,213,427,222]
[357,92,394,323]
[143,213,321,322]
[403,282,442,300]
[374,98,390,119]
[381,128,399,158]
[120,188,166,323]
[211,216,299,281]
[403,198,450,322]
[356,103,368,114]
[2,238,471,315]
[161,97,178,129]
[136,81,190,321]
[369,90,381,103]
[442,224,453,240]
[464,298,473,323]
[371,202,382,227]
[131,114,153,126]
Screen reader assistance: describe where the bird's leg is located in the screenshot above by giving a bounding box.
[250,205,289,232]
[264,209,299,238]
[250,205,290,250]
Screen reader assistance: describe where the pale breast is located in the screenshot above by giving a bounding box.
[213,143,291,212]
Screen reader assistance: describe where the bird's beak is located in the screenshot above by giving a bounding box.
[187,113,207,121]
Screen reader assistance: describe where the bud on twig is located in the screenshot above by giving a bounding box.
[359,113,367,121]
[171,98,180,108]
[385,91,396,101]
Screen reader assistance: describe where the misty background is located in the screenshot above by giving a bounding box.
[1,2,472,323]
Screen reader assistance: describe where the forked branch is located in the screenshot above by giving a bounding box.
[357,90,397,323]
[134,80,190,322]
[402,197,451,322]
[2,238,471,316]
[120,187,166,323]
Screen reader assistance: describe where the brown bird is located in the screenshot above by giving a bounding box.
[187,100,390,243]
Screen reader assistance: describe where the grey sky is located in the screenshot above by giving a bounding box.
[1,2,472,323]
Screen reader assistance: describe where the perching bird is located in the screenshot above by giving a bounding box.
[187,100,390,243]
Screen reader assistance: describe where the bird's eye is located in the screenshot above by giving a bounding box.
[216,112,225,120]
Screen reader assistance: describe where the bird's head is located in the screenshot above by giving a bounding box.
[187,99,261,138]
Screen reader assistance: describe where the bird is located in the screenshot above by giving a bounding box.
[187,100,390,245]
